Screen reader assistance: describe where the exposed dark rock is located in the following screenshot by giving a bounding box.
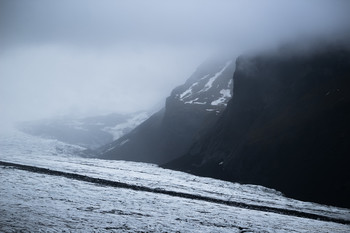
[164,47,350,208]
[97,58,235,164]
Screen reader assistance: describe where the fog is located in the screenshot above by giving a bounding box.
[1,0,349,127]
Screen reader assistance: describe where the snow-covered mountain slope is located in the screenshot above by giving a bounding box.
[0,130,349,232]
[172,59,233,112]
[17,112,149,150]
[96,58,235,164]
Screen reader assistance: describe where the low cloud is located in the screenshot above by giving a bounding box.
[1,0,349,125]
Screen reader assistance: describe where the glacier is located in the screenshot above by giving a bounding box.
[0,129,349,232]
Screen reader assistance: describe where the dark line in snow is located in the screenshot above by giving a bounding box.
[1,160,349,225]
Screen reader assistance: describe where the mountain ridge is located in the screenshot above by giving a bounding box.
[164,46,350,208]
[96,58,235,164]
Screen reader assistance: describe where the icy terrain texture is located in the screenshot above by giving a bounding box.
[0,130,349,232]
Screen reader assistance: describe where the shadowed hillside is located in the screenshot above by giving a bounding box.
[165,46,350,208]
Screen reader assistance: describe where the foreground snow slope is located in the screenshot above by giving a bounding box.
[0,130,349,232]
[1,167,349,233]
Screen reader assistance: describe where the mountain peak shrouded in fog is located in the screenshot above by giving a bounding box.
[1,0,350,127]
[96,58,235,164]
[165,43,350,208]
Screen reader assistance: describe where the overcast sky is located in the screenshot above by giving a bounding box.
[1,0,350,126]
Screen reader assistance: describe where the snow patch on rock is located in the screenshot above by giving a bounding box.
[119,139,130,146]
[211,89,232,106]
[200,60,232,93]
[179,82,198,100]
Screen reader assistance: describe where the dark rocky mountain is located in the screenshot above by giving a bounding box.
[96,58,235,164]
[164,46,350,208]
[17,112,148,149]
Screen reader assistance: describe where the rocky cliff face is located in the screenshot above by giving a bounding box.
[96,59,235,164]
[164,47,350,208]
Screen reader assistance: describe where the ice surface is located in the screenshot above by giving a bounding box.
[0,129,349,232]
[1,168,349,232]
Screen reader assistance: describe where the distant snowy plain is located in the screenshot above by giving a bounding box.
[0,130,349,232]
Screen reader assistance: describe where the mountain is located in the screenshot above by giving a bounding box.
[96,58,235,164]
[164,45,350,208]
[17,112,149,150]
